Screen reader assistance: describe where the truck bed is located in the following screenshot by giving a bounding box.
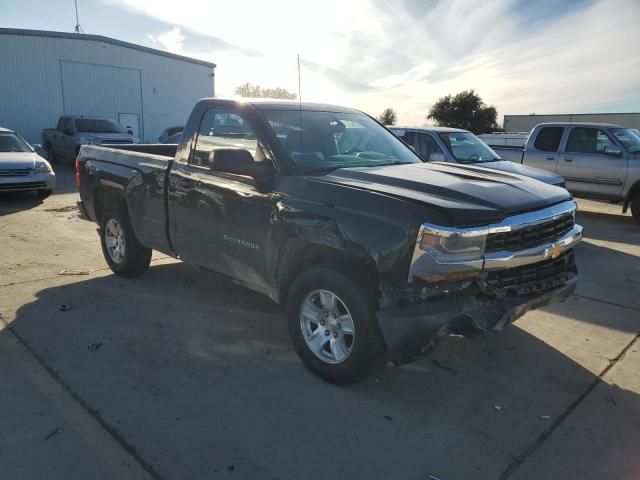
[78,144,177,255]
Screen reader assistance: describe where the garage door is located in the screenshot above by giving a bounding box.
[60,60,143,137]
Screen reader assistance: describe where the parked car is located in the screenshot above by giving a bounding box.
[158,126,183,143]
[491,123,640,222]
[160,132,182,144]
[43,116,137,163]
[76,99,582,384]
[0,127,55,197]
[391,127,566,187]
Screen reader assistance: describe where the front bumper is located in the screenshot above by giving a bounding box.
[377,271,578,366]
[0,172,55,192]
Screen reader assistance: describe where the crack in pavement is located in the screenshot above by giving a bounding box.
[573,294,640,313]
[498,333,640,480]
[0,314,165,480]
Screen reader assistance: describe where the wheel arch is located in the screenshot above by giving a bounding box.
[622,180,640,213]
[276,240,379,305]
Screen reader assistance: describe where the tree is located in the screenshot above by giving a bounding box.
[426,90,500,134]
[234,82,297,100]
[378,107,398,126]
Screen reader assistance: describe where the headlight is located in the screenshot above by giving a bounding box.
[34,160,52,173]
[419,229,486,262]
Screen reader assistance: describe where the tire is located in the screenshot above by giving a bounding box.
[99,207,152,277]
[286,266,386,385]
[37,189,53,199]
[46,144,57,164]
[631,192,640,224]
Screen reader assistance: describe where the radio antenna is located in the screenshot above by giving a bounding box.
[73,0,84,33]
[297,53,304,153]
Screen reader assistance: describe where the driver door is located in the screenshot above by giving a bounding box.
[169,106,275,292]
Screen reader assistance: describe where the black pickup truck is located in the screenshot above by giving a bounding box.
[77,99,583,384]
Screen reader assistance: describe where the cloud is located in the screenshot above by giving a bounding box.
[109,0,639,126]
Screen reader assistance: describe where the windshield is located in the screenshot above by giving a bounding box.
[437,131,500,163]
[0,133,32,153]
[75,118,125,134]
[611,128,640,153]
[260,110,420,172]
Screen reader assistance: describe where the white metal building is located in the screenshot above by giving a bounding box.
[503,113,640,133]
[0,28,216,143]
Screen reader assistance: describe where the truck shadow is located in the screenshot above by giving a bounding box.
[4,261,639,479]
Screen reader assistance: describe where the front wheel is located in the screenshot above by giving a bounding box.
[631,192,640,224]
[286,267,386,385]
[99,208,152,277]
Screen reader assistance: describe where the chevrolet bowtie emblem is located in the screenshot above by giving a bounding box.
[546,243,564,259]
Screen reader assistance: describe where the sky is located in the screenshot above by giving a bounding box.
[2,0,639,126]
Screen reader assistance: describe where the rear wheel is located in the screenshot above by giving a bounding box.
[286,267,386,385]
[99,207,151,277]
[631,192,640,224]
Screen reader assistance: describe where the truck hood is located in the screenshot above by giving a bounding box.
[314,162,571,226]
[470,160,565,186]
[0,151,39,170]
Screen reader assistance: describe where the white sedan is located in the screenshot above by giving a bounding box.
[0,127,55,198]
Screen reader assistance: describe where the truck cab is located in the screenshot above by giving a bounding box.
[518,123,640,221]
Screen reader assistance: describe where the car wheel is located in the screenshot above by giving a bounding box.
[631,192,640,224]
[286,267,386,385]
[37,189,53,199]
[99,207,152,277]
[46,145,57,164]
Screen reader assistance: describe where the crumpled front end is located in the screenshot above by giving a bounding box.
[377,200,582,365]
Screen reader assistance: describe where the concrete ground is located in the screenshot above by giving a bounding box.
[1,166,638,480]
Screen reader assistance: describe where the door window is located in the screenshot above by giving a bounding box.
[191,109,258,167]
[415,133,443,160]
[566,127,615,154]
[60,118,74,134]
[534,127,564,152]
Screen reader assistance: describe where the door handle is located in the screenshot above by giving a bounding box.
[564,158,573,162]
[545,157,555,161]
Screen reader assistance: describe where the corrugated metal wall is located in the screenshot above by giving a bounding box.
[503,113,640,133]
[0,31,215,143]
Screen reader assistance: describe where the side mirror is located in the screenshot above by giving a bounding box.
[32,143,42,150]
[604,145,622,156]
[429,152,446,162]
[127,128,133,135]
[209,148,272,181]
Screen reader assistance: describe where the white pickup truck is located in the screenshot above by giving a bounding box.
[492,123,640,223]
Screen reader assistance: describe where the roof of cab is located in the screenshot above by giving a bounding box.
[391,126,468,133]
[534,122,624,128]
[198,98,361,114]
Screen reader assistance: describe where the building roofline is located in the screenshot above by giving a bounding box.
[504,112,638,118]
[0,27,216,68]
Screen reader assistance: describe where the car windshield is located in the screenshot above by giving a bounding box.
[611,128,640,153]
[75,119,124,133]
[437,131,501,163]
[0,133,32,153]
[260,110,420,172]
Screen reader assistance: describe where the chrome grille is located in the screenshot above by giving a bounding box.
[486,251,575,294]
[0,181,46,191]
[485,213,574,253]
[0,168,31,176]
